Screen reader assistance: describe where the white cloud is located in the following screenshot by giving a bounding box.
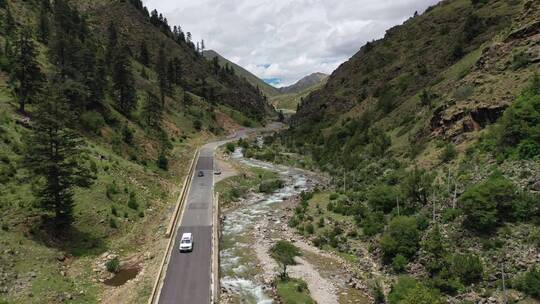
[143,0,440,87]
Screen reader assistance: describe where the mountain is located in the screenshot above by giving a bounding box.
[290,0,537,157]
[0,0,273,302]
[278,72,328,94]
[270,80,326,112]
[203,50,281,98]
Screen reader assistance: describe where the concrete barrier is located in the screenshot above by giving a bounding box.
[211,192,220,303]
[148,148,199,304]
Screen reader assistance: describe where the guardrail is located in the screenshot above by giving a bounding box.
[211,192,220,303]
[147,148,199,304]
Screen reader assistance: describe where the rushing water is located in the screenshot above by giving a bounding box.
[220,149,310,303]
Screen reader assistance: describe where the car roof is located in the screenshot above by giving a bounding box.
[181,233,192,239]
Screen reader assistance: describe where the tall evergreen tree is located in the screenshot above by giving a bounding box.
[156,44,168,105]
[139,40,150,66]
[4,3,16,35]
[38,2,51,44]
[105,21,118,66]
[11,28,44,113]
[142,91,162,128]
[23,85,94,228]
[112,45,137,115]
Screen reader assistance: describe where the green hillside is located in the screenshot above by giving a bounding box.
[203,49,281,98]
[271,80,326,112]
[0,0,272,303]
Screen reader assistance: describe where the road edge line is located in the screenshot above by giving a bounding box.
[148,148,199,304]
[211,192,220,303]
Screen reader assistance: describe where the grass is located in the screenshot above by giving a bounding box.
[215,165,279,207]
[276,278,314,304]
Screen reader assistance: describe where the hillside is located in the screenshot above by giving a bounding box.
[270,80,326,112]
[0,0,272,303]
[278,72,328,95]
[203,49,282,98]
[267,0,540,303]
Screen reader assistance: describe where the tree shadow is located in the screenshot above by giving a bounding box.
[28,216,108,258]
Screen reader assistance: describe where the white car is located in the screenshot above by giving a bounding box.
[179,233,193,252]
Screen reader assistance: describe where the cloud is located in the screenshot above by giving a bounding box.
[142,0,440,87]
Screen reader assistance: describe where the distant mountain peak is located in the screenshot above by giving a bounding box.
[279,73,328,94]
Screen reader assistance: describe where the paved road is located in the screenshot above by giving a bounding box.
[157,131,248,304]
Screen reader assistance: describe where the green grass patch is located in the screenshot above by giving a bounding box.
[276,278,315,304]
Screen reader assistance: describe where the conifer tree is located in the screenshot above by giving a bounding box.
[139,40,150,66]
[23,84,94,228]
[142,91,162,128]
[38,3,50,44]
[11,28,44,113]
[4,3,16,35]
[112,45,137,115]
[156,44,168,105]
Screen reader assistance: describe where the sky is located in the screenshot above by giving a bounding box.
[142,0,440,87]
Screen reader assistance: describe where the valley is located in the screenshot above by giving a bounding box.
[1,0,539,303]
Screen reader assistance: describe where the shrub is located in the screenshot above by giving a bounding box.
[157,152,168,171]
[305,223,314,234]
[380,216,420,261]
[362,211,385,236]
[81,111,105,134]
[128,192,139,210]
[450,253,483,285]
[460,173,517,233]
[388,277,442,304]
[486,77,540,159]
[368,184,400,213]
[440,143,457,163]
[513,267,540,299]
[392,255,408,273]
[317,217,325,228]
[109,218,118,229]
[225,142,235,153]
[122,125,134,144]
[329,193,339,200]
[111,206,118,216]
[271,240,301,279]
[259,179,284,193]
[105,257,120,273]
[453,85,474,100]
[193,120,202,131]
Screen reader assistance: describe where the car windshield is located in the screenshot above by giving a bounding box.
[181,239,190,244]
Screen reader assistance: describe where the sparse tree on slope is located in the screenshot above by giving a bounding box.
[112,45,137,115]
[11,28,44,113]
[23,85,94,228]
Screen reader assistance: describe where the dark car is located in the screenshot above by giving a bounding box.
[197,171,204,177]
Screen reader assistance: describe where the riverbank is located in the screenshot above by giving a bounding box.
[217,149,371,304]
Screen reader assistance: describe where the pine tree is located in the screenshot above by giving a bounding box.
[4,3,16,35]
[112,45,137,115]
[38,3,50,44]
[142,91,162,128]
[105,21,118,66]
[11,28,44,113]
[212,56,220,75]
[23,85,94,228]
[156,44,169,105]
[139,40,150,66]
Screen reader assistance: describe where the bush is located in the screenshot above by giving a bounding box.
[460,173,517,233]
[450,253,483,285]
[453,85,474,100]
[109,218,118,229]
[105,257,120,273]
[122,125,134,144]
[368,184,400,213]
[392,255,408,273]
[440,143,457,163]
[157,152,168,171]
[111,206,118,216]
[329,193,339,200]
[380,216,420,261]
[305,223,314,234]
[362,211,385,236]
[259,179,284,193]
[225,142,235,153]
[513,267,540,299]
[128,192,139,210]
[81,111,105,134]
[486,77,540,159]
[193,120,202,131]
[388,277,442,304]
